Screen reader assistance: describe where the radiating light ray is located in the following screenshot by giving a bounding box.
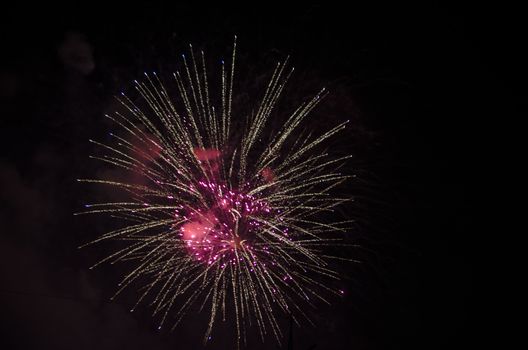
[79,38,354,348]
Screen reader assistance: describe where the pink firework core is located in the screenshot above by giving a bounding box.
[177,181,273,264]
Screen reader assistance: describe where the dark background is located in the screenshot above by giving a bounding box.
[0,2,518,349]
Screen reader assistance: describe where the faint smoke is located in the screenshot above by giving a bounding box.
[0,71,20,98]
[57,32,95,75]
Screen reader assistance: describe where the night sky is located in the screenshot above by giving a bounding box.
[0,3,518,349]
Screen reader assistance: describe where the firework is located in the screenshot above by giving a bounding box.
[78,37,353,347]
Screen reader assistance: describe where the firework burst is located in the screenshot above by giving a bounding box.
[78,37,354,347]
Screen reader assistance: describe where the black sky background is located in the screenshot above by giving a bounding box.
[0,2,519,349]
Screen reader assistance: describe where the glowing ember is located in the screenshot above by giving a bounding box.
[178,179,274,264]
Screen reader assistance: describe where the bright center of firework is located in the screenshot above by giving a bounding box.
[177,181,272,264]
